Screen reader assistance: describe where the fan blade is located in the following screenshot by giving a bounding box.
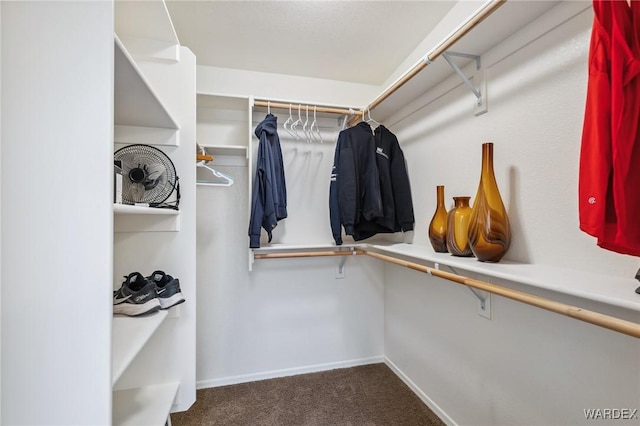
[130,182,145,202]
[143,163,166,190]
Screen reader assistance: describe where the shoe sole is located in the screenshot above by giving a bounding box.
[113,298,161,316]
[159,292,185,310]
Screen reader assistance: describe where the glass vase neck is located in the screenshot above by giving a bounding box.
[482,143,494,175]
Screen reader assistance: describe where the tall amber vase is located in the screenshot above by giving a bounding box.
[428,185,448,253]
[446,196,473,257]
[468,142,511,262]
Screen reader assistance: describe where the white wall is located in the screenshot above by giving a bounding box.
[197,65,379,108]
[195,70,385,387]
[385,3,640,425]
[1,2,113,424]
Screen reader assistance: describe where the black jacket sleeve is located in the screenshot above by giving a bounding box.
[329,137,343,245]
[389,134,414,232]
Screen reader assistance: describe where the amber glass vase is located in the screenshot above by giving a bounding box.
[446,196,473,257]
[428,185,449,253]
[468,142,511,262]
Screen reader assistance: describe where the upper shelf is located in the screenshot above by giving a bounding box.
[371,0,572,123]
[368,243,640,313]
[114,35,179,130]
[197,93,251,111]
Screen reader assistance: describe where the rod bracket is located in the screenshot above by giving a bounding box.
[442,51,487,116]
[336,246,357,279]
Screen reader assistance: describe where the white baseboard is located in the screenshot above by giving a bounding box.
[384,357,457,426]
[197,355,385,389]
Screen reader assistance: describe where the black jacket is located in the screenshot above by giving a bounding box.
[351,125,414,240]
[329,122,382,245]
[248,114,287,248]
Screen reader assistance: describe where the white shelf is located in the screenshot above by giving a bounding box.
[369,243,640,312]
[198,144,248,157]
[113,382,179,426]
[112,311,168,385]
[113,204,180,216]
[196,93,250,110]
[114,35,179,130]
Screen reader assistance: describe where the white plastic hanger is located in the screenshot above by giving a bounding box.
[364,108,380,127]
[290,104,303,141]
[283,104,298,140]
[303,105,312,143]
[196,145,234,187]
[310,106,323,143]
[197,162,234,187]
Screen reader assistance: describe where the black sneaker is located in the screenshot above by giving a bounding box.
[148,271,185,310]
[113,272,161,316]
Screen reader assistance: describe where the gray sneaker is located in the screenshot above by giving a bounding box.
[113,272,161,316]
[148,271,185,309]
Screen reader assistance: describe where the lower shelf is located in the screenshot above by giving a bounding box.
[113,382,179,426]
[112,311,169,385]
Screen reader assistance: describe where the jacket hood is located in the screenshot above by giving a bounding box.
[255,114,278,138]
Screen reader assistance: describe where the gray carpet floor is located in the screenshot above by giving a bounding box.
[171,363,445,426]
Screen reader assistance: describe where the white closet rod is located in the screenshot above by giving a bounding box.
[254,99,362,117]
[348,0,506,126]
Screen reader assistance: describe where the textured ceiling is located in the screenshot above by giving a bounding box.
[165,1,457,85]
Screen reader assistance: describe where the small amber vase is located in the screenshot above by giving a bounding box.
[468,142,511,262]
[446,196,474,257]
[428,185,449,253]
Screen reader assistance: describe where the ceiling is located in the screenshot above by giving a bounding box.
[165,1,457,85]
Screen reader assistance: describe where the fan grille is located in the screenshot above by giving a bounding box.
[114,144,178,205]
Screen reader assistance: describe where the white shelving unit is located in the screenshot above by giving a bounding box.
[112,2,196,422]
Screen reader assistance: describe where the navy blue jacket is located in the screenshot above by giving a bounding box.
[248,114,287,248]
[329,122,382,245]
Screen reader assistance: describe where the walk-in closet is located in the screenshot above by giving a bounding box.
[2,1,639,425]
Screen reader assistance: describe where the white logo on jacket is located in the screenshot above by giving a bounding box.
[376,147,389,159]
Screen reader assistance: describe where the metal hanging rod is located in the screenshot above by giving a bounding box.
[252,246,640,339]
[254,100,362,117]
[348,0,506,126]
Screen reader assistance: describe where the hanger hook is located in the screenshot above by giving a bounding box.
[268,101,271,115]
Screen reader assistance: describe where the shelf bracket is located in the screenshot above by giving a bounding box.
[434,262,490,318]
[442,51,487,116]
[336,247,357,279]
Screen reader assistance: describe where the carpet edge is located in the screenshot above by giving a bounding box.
[384,356,457,426]
[197,355,385,389]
